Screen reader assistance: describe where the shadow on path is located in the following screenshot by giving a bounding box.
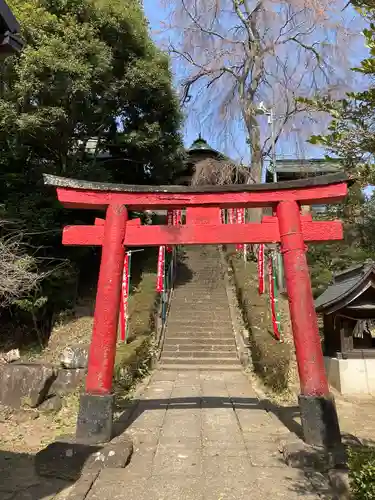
[113,395,303,439]
[0,448,73,500]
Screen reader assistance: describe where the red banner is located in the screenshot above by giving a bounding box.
[173,209,182,226]
[221,209,226,224]
[156,245,165,292]
[120,252,130,342]
[236,208,245,251]
[258,244,265,295]
[228,208,234,224]
[268,256,280,341]
[166,210,173,253]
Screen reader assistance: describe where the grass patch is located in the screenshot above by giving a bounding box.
[127,271,159,341]
[348,445,375,499]
[228,250,292,392]
[114,254,160,395]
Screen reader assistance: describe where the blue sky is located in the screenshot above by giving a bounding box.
[143,1,369,174]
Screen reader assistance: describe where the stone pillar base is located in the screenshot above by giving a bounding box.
[299,393,341,448]
[76,393,114,444]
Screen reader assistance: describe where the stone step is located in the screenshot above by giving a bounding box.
[166,325,233,333]
[166,325,233,338]
[165,333,234,341]
[160,358,240,367]
[170,300,229,308]
[175,285,226,290]
[167,318,232,325]
[163,341,236,352]
[169,304,230,311]
[161,351,237,359]
[173,292,227,297]
[171,300,229,307]
[164,336,236,347]
[158,364,241,371]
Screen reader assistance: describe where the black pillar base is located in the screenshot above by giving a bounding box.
[76,393,114,444]
[299,393,341,448]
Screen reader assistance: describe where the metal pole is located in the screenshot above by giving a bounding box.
[269,109,284,291]
[270,109,277,184]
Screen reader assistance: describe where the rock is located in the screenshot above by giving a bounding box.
[0,363,57,409]
[50,368,86,395]
[38,395,62,413]
[35,434,133,481]
[281,440,331,472]
[36,437,103,481]
[0,349,21,364]
[83,437,133,473]
[328,468,351,500]
[60,346,89,369]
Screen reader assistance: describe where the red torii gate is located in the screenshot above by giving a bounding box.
[44,173,348,446]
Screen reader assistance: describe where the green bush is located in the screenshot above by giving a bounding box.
[348,446,375,499]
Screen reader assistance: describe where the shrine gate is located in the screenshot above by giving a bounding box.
[44,172,349,447]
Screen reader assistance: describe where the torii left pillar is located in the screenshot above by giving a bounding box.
[76,204,127,443]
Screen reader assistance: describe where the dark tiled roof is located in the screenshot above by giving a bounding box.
[187,136,220,156]
[44,172,349,193]
[315,260,375,313]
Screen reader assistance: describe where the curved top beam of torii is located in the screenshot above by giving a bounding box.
[44,173,351,210]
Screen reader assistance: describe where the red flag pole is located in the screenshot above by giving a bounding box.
[236,208,245,252]
[268,255,280,341]
[258,244,265,294]
[156,245,165,293]
[120,251,130,342]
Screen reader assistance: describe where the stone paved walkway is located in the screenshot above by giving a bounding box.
[86,369,322,500]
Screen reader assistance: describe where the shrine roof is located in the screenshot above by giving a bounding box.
[0,0,23,56]
[187,136,221,156]
[315,260,375,314]
[44,172,350,194]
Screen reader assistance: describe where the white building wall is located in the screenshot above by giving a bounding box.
[324,357,375,395]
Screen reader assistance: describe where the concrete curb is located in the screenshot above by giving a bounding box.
[62,471,99,500]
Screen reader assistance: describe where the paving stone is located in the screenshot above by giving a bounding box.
[157,436,201,448]
[126,429,160,448]
[202,455,253,477]
[152,445,202,476]
[86,476,148,499]
[202,429,244,444]
[253,466,321,498]
[245,438,287,468]
[202,441,248,457]
[129,411,165,430]
[147,476,204,500]
[170,386,201,397]
[160,421,201,439]
[203,477,258,500]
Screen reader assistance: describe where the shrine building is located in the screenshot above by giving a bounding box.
[316,261,375,395]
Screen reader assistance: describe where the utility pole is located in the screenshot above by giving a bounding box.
[257,102,285,292]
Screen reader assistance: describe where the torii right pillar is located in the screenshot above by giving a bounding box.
[277,200,341,447]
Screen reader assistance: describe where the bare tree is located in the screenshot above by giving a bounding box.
[191,157,254,185]
[162,0,363,182]
[0,229,45,309]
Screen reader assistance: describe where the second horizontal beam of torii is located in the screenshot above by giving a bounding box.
[63,217,343,246]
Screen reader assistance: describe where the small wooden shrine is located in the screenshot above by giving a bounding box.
[315,261,375,394]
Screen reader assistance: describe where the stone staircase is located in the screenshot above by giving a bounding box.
[159,246,241,370]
